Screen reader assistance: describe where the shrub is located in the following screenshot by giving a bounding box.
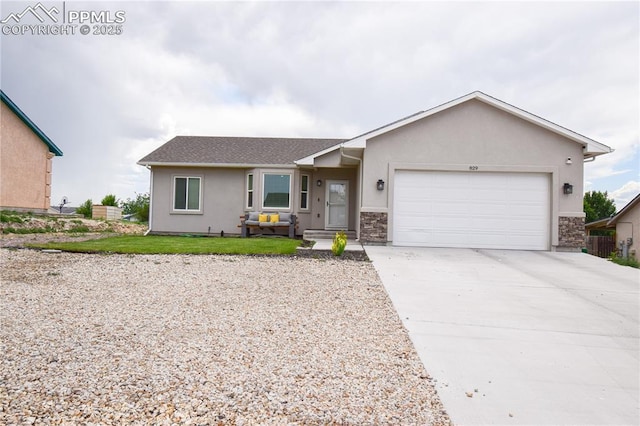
[331,231,347,256]
[76,199,93,218]
[120,192,150,222]
[0,211,24,224]
[609,253,639,269]
[2,226,54,234]
[101,194,118,206]
[136,201,150,222]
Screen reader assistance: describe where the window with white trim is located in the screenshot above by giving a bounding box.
[262,173,291,209]
[300,174,309,210]
[247,173,254,209]
[173,176,201,211]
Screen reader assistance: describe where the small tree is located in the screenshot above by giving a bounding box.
[101,194,118,206]
[120,192,150,222]
[136,200,150,222]
[583,191,616,223]
[76,199,93,218]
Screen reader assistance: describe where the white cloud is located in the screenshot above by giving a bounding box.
[610,181,640,210]
[1,1,638,204]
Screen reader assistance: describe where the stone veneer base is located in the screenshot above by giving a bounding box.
[558,216,585,250]
[360,212,388,244]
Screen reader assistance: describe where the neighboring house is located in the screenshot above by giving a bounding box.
[138,91,613,251]
[1,90,63,213]
[49,205,77,215]
[607,194,640,259]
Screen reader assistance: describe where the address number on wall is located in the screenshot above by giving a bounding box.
[469,166,479,171]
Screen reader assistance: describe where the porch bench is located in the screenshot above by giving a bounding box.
[240,212,297,238]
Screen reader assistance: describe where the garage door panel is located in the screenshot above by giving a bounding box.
[393,171,550,250]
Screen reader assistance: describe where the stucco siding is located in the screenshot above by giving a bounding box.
[0,102,52,211]
[150,167,245,235]
[314,149,344,168]
[615,202,640,259]
[359,100,585,248]
[149,166,357,235]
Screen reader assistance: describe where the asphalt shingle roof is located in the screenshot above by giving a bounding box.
[138,136,346,166]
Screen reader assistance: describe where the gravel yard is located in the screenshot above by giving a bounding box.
[0,249,450,425]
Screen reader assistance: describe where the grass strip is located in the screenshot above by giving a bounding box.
[27,235,301,255]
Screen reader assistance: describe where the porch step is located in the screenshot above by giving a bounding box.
[303,230,357,241]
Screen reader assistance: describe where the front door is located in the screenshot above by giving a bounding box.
[325,180,348,229]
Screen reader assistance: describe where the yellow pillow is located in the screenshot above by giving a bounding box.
[270,214,279,223]
[258,214,268,222]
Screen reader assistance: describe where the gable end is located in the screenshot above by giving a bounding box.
[1,90,63,156]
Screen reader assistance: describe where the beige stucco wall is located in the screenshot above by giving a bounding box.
[150,167,246,234]
[0,102,53,212]
[360,99,585,246]
[314,149,343,168]
[615,202,639,259]
[150,166,357,235]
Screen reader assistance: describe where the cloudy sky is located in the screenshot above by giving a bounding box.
[1,1,638,209]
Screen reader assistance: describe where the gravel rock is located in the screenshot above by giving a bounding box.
[0,249,451,425]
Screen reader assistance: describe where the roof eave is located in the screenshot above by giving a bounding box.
[293,140,347,166]
[0,90,63,156]
[608,193,640,225]
[137,161,298,169]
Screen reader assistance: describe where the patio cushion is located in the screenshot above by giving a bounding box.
[270,214,279,223]
[248,212,259,221]
[245,220,259,226]
[258,213,269,222]
[279,212,291,222]
[274,222,290,226]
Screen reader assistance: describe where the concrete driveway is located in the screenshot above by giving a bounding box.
[365,247,639,425]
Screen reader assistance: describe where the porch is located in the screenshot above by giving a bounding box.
[297,166,359,236]
[302,230,358,240]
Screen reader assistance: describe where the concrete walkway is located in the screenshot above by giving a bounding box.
[366,246,639,425]
[308,239,364,252]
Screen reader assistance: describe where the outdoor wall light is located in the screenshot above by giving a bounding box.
[566,157,572,165]
[316,179,322,187]
[377,179,385,191]
[563,183,573,195]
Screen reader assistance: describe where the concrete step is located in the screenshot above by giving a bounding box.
[303,230,357,240]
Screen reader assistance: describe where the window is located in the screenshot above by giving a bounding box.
[300,174,309,210]
[173,176,201,211]
[247,173,254,209]
[262,173,291,209]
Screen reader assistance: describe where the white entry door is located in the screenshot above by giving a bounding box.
[326,180,349,229]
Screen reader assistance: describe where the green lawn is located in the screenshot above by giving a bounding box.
[27,235,301,255]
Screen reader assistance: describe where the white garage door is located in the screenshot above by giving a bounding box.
[393,171,550,250]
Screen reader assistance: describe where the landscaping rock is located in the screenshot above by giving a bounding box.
[0,250,451,425]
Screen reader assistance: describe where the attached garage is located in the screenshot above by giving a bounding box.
[393,170,551,250]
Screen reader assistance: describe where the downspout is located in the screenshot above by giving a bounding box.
[340,146,363,240]
[144,165,153,236]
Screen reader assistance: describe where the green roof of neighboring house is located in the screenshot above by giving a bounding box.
[1,90,63,156]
